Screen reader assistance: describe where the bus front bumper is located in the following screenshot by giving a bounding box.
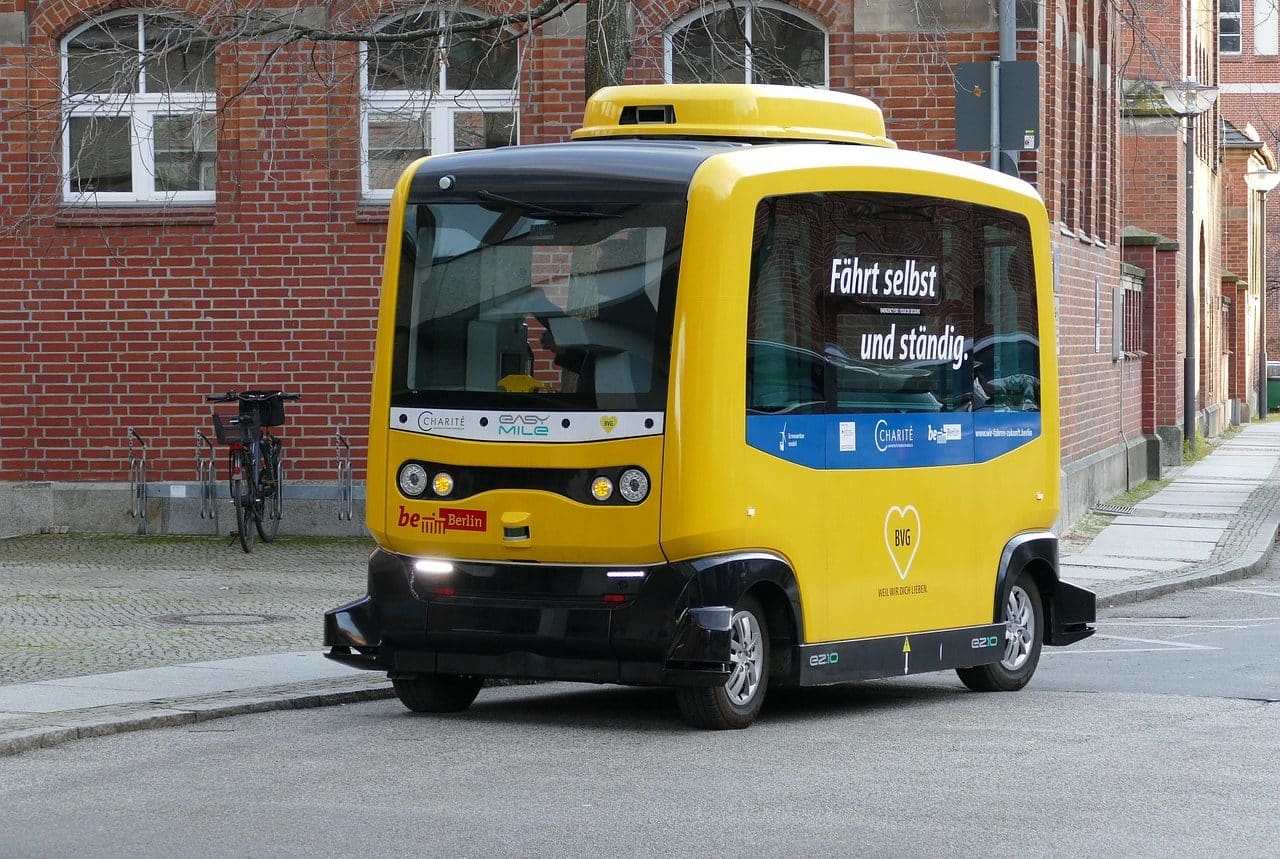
[323,549,733,687]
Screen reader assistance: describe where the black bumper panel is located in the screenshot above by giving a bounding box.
[794,624,1006,686]
[1047,579,1097,646]
[323,550,742,686]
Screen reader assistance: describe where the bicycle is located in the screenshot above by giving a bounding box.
[207,390,301,553]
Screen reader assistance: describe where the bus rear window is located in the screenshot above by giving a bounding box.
[747,192,1039,415]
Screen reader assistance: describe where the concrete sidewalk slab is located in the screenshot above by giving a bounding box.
[1094,523,1223,543]
[1110,516,1228,532]
[0,653,362,714]
[1058,565,1150,581]
[1132,502,1243,514]
[1084,533,1216,561]
[1060,555,1191,571]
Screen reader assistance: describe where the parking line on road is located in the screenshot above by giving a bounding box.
[1209,586,1280,598]
[1104,616,1280,629]
[1046,633,1221,655]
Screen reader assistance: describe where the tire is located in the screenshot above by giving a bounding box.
[392,674,484,713]
[256,440,281,543]
[675,593,769,730]
[957,571,1044,692]
[230,450,255,553]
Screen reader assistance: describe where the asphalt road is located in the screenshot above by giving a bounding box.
[3,560,1279,856]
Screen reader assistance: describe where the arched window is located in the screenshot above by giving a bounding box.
[665,2,827,86]
[62,13,216,203]
[362,8,519,196]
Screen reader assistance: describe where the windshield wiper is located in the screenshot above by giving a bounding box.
[476,190,621,220]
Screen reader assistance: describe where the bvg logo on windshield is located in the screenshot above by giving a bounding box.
[498,414,551,438]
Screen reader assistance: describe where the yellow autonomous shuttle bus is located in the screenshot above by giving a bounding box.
[325,84,1096,729]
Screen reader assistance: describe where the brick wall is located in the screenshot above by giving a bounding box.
[0,0,1127,506]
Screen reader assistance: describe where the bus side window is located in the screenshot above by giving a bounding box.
[746,199,828,414]
[975,241,1040,412]
[747,340,826,413]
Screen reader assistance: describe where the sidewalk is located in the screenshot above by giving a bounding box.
[4,421,1280,755]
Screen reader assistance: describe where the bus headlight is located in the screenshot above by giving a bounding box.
[618,468,650,503]
[591,476,614,501]
[432,472,455,497]
[398,463,427,497]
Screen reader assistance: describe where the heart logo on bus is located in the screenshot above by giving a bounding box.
[600,416,618,433]
[884,505,921,580]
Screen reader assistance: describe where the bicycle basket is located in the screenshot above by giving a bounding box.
[212,412,260,445]
[238,395,285,427]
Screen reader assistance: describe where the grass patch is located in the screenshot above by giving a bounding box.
[1183,433,1209,463]
[1110,478,1170,507]
[1183,423,1243,464]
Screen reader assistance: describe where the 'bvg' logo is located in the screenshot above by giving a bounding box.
[884,505,921,580]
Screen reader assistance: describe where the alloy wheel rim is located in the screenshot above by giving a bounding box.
[1001,584,1035,670]
[725,609,764,706]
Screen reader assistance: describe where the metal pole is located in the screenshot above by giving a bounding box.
[1000,0,1017,61]
[989,60,1000,170]
[1183,114,1197,449]
[1259,190,1269,416]
[990,0,1017,172]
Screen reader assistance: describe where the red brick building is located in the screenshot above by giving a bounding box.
[1117,0,1276,457]
[0,0,1145,533]
[1219,0,1280,365]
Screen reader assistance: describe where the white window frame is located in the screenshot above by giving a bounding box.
[360,8,519,200]
[60,12,216,206]
[1256,0,1279,55]
[1220,0,1243,55]
[662,1,829,87]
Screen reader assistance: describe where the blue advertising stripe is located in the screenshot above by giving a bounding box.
[973,412,1041,462]
[746,412,1039,469]
[745,414,828,469]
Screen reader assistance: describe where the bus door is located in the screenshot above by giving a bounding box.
[747,190,1044,644]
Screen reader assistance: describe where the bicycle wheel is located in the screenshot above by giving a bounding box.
[256,438,282,543]
[230,449,256,553]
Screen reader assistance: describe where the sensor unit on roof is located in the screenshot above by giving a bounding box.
[574,84,896,148]
[620,104,677,125]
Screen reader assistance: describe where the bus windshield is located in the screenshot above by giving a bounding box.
[392,197,686,412]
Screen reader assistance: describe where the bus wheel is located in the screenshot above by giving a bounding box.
[675,594,770,729]
[957,571,1044,692]
[392,674,483,713]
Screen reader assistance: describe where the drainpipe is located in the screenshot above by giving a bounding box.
[991,0,1017,172]
[1000,0,1016,61]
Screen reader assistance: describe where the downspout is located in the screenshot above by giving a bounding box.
[992,0,1017,171]
[1000,0,1016,61]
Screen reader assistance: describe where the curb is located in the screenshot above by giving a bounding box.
[0,679,394,758]
[1094,494,1280,609]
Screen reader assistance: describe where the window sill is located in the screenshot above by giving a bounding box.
[55,204,216,228]
[355,203,391,224]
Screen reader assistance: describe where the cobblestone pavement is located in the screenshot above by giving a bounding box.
[0,534,373,684]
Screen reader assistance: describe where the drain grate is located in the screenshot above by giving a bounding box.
[153,612,290,626]
[1092,502,1136,516]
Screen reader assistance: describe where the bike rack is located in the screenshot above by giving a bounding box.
[127,428,147,535]
[196,429,217,524]
[336,430,353,521]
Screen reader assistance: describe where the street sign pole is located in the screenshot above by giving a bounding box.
[989,60,1000,171]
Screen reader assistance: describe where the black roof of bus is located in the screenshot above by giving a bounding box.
[406,139,746,203]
